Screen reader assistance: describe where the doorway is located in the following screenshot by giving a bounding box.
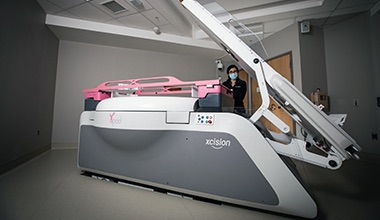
[240,52,294,134]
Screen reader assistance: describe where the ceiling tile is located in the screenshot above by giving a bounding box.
[36,0,63,14]
[141,9,169,26]
[145,0,192,37]
[117,13,155,29]
[38,0,378,46]
[68,2,113,21]
[47,0,84,9]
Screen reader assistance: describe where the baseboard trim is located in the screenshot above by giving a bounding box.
[51,143,78,150]
[0,145,51,175]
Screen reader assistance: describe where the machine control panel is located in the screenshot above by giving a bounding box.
[196,114,214,125]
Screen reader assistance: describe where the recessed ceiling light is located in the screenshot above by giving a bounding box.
[100,0,129,14]
[130,0,144,10]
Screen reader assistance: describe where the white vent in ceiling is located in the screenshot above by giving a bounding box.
[100,0,129,14]
[130,0,144,10]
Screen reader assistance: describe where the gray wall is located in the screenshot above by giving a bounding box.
[261,13,380,154]
[299,25,328,97]
[0,1,59,173]
[324,12,380,154]
[52,41,218,146]
[371,12,380,152]
[262,23,303,90]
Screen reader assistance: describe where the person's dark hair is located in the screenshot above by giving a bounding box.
[226,64,239,75]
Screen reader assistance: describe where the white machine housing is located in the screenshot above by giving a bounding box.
[77,1,362,219]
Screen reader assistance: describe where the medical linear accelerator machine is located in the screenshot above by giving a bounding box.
[78,0,362,218]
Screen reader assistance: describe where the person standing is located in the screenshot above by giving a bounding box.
[222,64,247,114]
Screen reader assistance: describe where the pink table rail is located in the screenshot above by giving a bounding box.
[83,76,228,101]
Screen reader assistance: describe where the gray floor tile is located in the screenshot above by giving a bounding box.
[0,149,379,220]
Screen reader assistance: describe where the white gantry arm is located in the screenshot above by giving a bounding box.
[180,0,361,169]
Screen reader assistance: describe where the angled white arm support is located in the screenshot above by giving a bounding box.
[267,138,343,170]
[249,62,290,133]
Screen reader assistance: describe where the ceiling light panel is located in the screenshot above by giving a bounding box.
[130,0,143,9]
[100,0,128,14]
[128,0,152,11]
[91,0,137,18]
[103,1,126,13]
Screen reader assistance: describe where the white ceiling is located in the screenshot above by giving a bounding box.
[37,0,380,57]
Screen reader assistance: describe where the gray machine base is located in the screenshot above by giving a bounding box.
[78,125,279,206]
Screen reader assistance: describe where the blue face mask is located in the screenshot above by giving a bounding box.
[229,72,238,80]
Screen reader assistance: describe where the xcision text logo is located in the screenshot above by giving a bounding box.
[109,112,122,125]
[205,138,231,150]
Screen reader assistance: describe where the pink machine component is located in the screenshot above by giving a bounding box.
[83,76,228,100]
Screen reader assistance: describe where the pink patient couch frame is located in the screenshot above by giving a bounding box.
[83,76,227,101]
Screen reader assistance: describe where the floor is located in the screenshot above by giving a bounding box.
[0,149,379,220]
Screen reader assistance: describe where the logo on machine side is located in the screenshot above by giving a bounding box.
[109,112,122,125]
[205,138,231,150]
